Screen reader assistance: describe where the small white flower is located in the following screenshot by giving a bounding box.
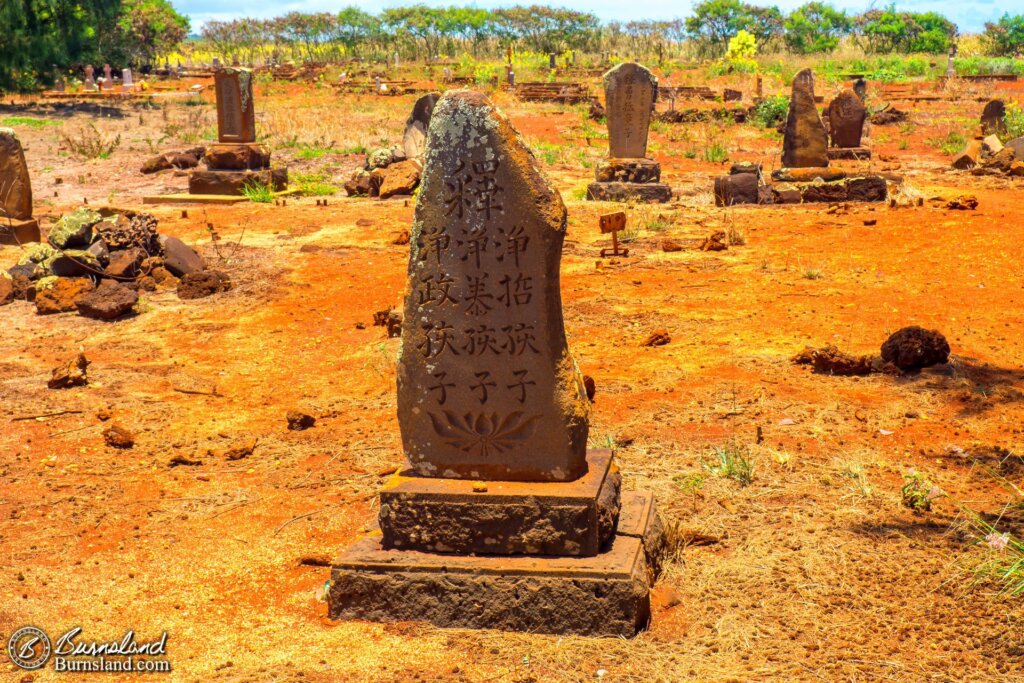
[986,532,1010,552]
[596,670,607,679]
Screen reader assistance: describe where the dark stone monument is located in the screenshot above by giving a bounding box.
[329,91,665,636]
[587,62,671,203]
[981,99,1007,136]
[827,89,870,160]
[782,69,828,168]
[189,68,287,196]
[0,128,41,244]
[402,92,440,159]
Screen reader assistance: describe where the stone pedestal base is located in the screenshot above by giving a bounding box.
[203,143,271,170]
[828,146,871,160]
[595,158,661,183]
[0,218,41,245]
[380,449,620,557]
[587,182,671,203]
[330,491,665,636]
[189,167,288,196]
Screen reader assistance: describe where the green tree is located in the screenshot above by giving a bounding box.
[100,0,189,67]
[0,0,121,90]
[983,14,1024,56]
[856,6,956,54]
[784,2,851,54]
[685,0,782,56]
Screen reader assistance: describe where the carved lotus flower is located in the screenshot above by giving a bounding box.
[428,411,540,458]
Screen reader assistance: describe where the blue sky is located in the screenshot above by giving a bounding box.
[175,1,1007,35]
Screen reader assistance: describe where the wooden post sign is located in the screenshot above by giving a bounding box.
[599,211,628,257]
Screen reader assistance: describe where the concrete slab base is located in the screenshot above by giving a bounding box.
[380,449,621,556]
[595,158,661,183]
[587,182,671,203]
[329,491,665,636]
[188,167,288,196]
[0,218,40,245]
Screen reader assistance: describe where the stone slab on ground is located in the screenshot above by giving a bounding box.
[0,218,41,245]
[587,181,671,203]
[380,449,621,556]
[330,491,664,636]
[827,147,872,160]
[188,168,288,196]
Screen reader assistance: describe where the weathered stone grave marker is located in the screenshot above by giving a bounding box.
[0,128,41,244]
[330,90,665,636]
[185,68,287,197]
[981,99,1007,136]
[84,64,96,90]
[782,68,828,168]
[401,92,440,160]
[587,62,671,203]
[827,89,869,159]
[599,211,629,257]
[122,69,133,92]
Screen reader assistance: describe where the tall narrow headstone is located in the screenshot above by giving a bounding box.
[587,62,670,202]
[946,44,958,78]
[122,69,133,92]
[782,69,828,168]
[330,91,664,636]
[214,68,256,143]
[605,62,656,159]
[0,128,41,244]
[84,65,95,90]
[103,64,112,83]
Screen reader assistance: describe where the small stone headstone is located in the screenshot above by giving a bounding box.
[103,64,112,82]
[214,68,256,143]
[981,99,1007,136]
[122,69,133,91]
[84,64,95,90]
[402,92,440,159]
[828,90,866,148]
[782,69,828,168]
[604,62,657,159]
[549,53,557,70]
[398,90,590,482]
[0,128,33,220]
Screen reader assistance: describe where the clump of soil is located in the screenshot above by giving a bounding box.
[641,329,671,347]
[792,345,878,376]
[880,326,950,371]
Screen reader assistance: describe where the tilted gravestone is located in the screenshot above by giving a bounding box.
[981,99,1007,136]
[828,89,867,149]
[587,62,670,203]
[401,92,440,159]
[782,68,828,168]
[0,128,41,244]
[214,68,256,143]
[329,91,665,637]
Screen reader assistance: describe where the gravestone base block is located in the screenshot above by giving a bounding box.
[189,167,288,196]
[827,147,872,161]
[380,449,620,557]
[330,491,665,637]
[0,218,41,245]
[586,181,671,203]
[595,158,661,183]
[204,143,271,170]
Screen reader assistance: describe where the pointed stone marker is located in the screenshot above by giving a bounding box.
[398,90,590,482]
[782,68,828,168]
[605,62,656,159]
[330,90,666,637]
[0,128,33,220]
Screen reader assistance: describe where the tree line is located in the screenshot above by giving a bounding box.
[196,3,1024,64]
[3,2,1024,91]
